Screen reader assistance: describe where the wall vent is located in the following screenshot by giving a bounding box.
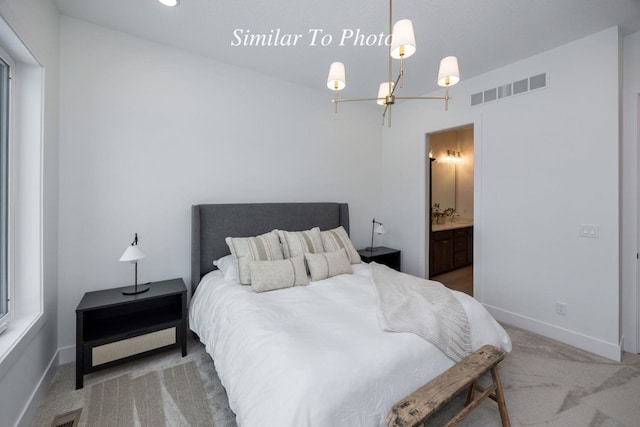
[513,78,528,95]
[51,408,82,427]
[471,72,547,107]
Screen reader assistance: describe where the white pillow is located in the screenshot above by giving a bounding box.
[320,226,361,264]
[225,230,284,285]
[249,256,309,293]
[305,248,353,281]
[213,254,238,282]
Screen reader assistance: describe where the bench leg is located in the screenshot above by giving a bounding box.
[491,365,510,427]
[465,381,476,405]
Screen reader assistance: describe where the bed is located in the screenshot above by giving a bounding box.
[189,202,511,427]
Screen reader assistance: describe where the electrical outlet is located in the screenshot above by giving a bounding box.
[556,302,567,316]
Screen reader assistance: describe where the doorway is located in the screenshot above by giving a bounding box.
[428,125,474,295]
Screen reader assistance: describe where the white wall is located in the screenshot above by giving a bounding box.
[57,17,382,351]
[381,27,621,359]
[621,30,640,353]
[0,1,59,426]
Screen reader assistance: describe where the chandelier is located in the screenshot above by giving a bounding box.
[326,0,460,127]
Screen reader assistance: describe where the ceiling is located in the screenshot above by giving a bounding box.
[53,0,640,97]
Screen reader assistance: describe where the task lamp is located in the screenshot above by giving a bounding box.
[119,233,149,295]
[365,218,385,253]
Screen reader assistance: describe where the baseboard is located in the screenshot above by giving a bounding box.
[14,349,59,427]
[58,344,75,365]
[485,304,622,361]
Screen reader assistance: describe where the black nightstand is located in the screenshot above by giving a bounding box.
[358,247,401,271]
[75,278,187,389]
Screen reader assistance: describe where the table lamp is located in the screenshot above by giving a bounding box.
[119,233,149,295]
[365,218,385,253]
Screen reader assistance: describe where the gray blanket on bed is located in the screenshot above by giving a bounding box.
[369,262,472,362]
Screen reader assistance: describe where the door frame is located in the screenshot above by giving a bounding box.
[424,122,479,294]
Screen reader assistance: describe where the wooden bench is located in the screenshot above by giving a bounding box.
[387,345,510,427]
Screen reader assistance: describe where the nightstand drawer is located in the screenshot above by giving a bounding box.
[91,327,176,366]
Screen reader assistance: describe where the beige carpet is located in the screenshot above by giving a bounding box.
[32,325,640,426]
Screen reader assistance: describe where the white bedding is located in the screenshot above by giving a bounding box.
[189,263,511,427]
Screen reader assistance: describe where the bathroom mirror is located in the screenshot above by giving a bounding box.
[431,161,456,211]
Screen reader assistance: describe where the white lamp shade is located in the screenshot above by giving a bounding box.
[158,0,179,6]
[437,56,460,87]
[327,62,346,90]
[119,245,145,263]
[376,82,395,105]
[374,223,385,235]
[390,19,416,59]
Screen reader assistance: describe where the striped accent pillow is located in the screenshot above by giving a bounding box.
[278,227,324,259]
[305,248,353,281]
[249,256,309,293]
[225,230,284,285]
[320,226,361,264]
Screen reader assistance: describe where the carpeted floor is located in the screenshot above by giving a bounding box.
[32,324,640,426]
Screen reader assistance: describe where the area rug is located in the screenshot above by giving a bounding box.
[30,338,235,427]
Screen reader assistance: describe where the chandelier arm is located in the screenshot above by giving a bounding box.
[445,86,449,110]
[388,0,393,88]
[390,72,403,97]
[332,97,381,103]
[394,96,448,100]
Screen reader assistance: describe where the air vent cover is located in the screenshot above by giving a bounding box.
[51,408,82,427]
[471,72,547,107]
[513,78,528,95]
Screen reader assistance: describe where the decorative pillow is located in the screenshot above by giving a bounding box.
[213,254,238,282]
[249,256,309,293]
[320,226,361,264]
[225,230,284,285]
[278,227,324,259]
[305,248,353,281]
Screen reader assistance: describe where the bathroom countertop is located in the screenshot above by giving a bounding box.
[432,222,474,232]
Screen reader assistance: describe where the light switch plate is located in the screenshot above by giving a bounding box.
[580,224,599,238]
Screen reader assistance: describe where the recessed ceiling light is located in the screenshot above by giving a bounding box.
[158,0,179,6]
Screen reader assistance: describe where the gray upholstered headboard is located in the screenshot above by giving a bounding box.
[191,203,349,292]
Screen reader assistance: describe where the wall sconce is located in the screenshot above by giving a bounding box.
[365,218,385,253]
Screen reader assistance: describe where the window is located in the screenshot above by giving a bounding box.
[0,51,10,333]
[0,14,44,369]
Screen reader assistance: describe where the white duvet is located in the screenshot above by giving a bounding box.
[189,263,511,427]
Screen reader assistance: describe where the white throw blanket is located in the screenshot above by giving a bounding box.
[369,262,472,362]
